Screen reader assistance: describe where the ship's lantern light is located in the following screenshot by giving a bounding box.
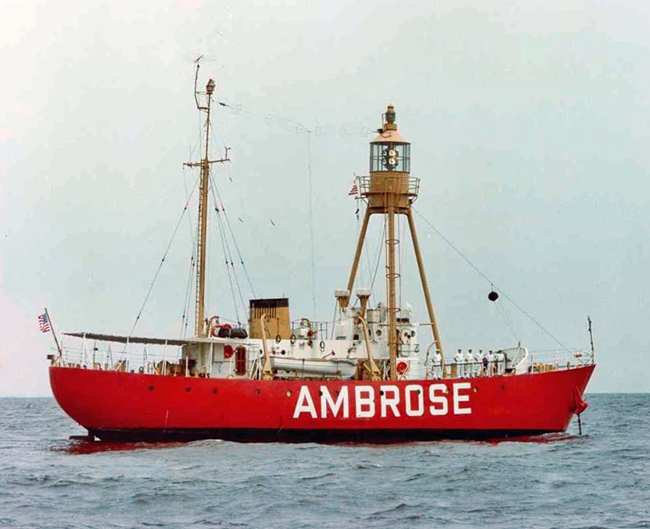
[369,105,410,173]
[370,142,410,172]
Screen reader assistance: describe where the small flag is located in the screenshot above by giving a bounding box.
[348,182,359,196]
[38,313,51,333]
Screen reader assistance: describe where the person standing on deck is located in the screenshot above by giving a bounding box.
[495,350,505,375]
[458,349,466,378]
[465,349,474,378]
[473,349,483,377]
[486,350,496,376]
[453,349,464,378]
[432,350,443,379]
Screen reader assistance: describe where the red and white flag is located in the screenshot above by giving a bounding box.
[348,180,359,197]
[38,313,51,333]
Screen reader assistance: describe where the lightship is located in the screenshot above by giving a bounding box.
[49,73,594,442]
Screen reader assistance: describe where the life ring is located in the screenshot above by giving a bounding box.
[290,334,297,345]
[319,340,325,351]
[396,361,409,375]
[223,344,234,359]
[275,334,281,343]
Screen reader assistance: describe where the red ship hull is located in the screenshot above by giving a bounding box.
[50,365,594,442]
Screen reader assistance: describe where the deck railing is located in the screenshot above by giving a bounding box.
[51,337,593,380]
[425,348,594,380]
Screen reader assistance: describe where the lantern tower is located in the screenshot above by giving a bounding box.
[344,105,443,379]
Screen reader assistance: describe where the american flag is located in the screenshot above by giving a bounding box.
[38,313,51,333]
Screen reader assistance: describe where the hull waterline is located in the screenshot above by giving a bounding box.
[50,364,594,443]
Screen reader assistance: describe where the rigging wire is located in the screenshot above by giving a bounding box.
[212,104,318,314]
[217,100,375,138]
[412,208,571,353]
[182,165,198,256]
[206,158,248,322]
[353,198,372,291]
[221,209,256,299]
[369,215,386,294]
[494,298,520,343]
[129,177,200,337]
[205,112,257,299]
[180,164,199,338]
[306,130,317,317]
[209,173,244,325]
[358,201,369,288]
[180,254,195,338]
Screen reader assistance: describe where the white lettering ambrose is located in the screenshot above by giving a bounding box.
[292,383,472,419]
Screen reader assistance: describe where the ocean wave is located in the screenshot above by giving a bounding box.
[0,395,648,529]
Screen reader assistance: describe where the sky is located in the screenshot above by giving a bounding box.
[1,0,649,396]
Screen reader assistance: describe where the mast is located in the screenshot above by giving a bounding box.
[184,75,229,337]
[344,105,443,379]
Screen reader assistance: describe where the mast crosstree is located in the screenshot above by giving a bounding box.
[344,105,443,379]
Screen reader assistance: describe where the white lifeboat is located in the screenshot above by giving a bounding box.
[270,356,357,379]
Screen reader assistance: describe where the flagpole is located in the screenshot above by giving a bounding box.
[44,307,63,357]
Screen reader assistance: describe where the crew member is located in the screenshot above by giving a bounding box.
[495,349,505,375]
[473,349,483,378]
[486,350,496,376]
[453,348,463,378]
[465,349,474,378]
[432,350,443,380]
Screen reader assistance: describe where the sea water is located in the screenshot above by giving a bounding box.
[0,394,648,528]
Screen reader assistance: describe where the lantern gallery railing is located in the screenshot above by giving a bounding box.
[356,175,421,199]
